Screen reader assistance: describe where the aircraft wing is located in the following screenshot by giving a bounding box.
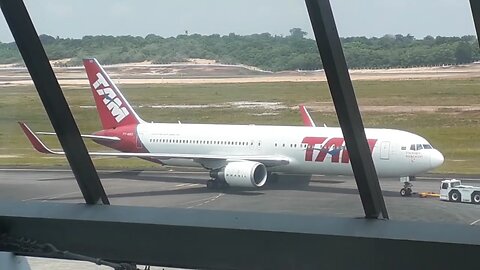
[19,122,289,167]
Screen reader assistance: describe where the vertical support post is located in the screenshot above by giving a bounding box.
[470,0,480,43]
[305,0,388,218]
[0,0,109,205]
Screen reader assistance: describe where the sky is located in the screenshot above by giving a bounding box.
[0,0,476,42]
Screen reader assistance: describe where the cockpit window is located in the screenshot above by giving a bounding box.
[410,144,433,150]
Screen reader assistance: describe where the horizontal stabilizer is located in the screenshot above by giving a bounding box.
[36,131,120,142]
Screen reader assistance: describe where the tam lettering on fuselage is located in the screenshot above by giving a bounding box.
[302,137,377,163]
[93,72,130,123]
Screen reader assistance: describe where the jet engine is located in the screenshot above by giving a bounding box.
[210,161,267,188]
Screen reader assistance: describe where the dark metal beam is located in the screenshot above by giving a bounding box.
[0,202,479,269]
[0,0,109,205]
[470,0,480,43]
[305,0,388,219]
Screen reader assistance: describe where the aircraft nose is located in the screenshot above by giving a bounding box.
[430,150,444,168]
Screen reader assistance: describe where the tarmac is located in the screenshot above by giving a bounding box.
[0,168,479,269]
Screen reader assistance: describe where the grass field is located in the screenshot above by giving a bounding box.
[0,79,479,173]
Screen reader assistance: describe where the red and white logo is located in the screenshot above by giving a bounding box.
[93,72,130,123]
[302,137,377,163]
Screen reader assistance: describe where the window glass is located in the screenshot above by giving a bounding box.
[423,144,432,149]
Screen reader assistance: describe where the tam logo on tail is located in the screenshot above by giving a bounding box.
[84,58,143,130]
[93,72,130,123]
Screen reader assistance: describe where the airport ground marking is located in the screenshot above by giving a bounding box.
[470,218,480,226]
[187,193,224,209]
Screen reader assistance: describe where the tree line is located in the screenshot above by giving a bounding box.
[0,28,478,71]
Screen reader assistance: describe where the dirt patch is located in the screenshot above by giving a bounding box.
[1,63,480,87]
[304,104,480,113]
[0,155,21,158]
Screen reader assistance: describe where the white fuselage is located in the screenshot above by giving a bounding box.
[137,123,443,177]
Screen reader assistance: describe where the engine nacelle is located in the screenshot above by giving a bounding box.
[210,161,267,188]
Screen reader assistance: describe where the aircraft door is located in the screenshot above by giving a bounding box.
[136,132,143,149]
[380,141,390,160]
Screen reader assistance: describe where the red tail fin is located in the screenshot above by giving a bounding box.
[299,105,316,127]
[83,58,143,129]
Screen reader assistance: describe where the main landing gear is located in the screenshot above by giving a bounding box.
[206,179,229,189]
[400,176,415,197]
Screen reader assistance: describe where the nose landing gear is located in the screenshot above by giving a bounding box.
[400,183,413,197]
[400,176,415,197]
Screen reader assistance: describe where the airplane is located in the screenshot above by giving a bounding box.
[19,58,444,196]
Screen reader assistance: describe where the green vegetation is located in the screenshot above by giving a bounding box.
[0,79,479,173]
[0,29,479,71]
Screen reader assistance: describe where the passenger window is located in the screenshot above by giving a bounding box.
[401,146,406,150]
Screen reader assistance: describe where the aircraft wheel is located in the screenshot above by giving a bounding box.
[400,188,407,197]
[449,190,461,202]
[265,173,279,186]
[269,173,279,184]
[217,181,229,189]
[471,192,480,204]
[406,188,412,196]
[206,180,215,189]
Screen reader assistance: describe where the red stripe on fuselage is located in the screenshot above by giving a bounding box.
[93,124,164,164]
[93,124,146,153]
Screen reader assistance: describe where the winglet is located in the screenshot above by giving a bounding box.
[299,105,316,127]
[18,122,63,155]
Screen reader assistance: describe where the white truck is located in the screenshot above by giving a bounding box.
[440,179,480,204]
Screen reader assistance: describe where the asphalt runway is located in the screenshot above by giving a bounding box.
[0,168,479,226]
[1,168,479,269]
